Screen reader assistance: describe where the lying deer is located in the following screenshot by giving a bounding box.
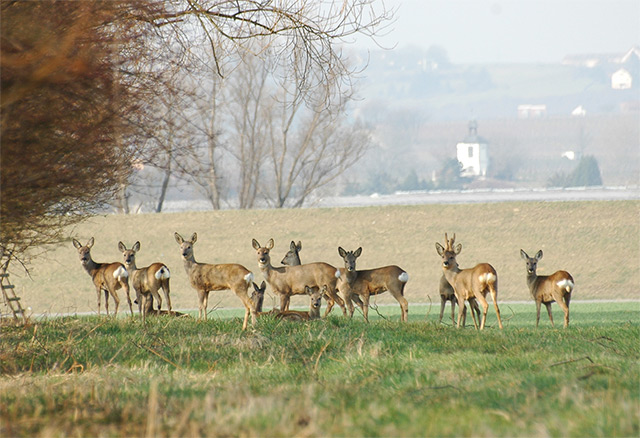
[139,294,189,318]
[435,233,503,330]
[175,232,256,330]
[520,249,574,328]
[252,238,347,317]
[119,241,172,322]
[438,234,481,326]
[251,281,324,321]
[336,247,409,322]
[73,237,133,316]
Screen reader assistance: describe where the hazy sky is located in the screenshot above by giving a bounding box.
[358,0,640,63]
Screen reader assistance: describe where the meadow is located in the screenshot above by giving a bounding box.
[1,302,639,437]
[1,200,639,436]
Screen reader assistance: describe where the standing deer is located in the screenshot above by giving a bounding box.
[435,233,503,330]
[251,238,347,317]
[175,232,256,329]
[251,281,324,321]
[336,247,409,322]
[73,237,133,316]
[520,249,574,328]
[119,241,172,322]
[438,234,481,326]
[280,239,360,315]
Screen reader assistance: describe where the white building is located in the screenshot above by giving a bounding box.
[456,120,489,178]
[611,68,632,89]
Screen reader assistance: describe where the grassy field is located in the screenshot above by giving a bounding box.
[7,200,639,317]
[1,302,638,437]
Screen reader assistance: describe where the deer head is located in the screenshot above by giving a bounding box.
[435,233,462,269]
[119,241,141,267]
[338,246,362,272]
[252,238,274,267]
[73,237,94,266]
[175,232,197,260]
[520,249,543,275]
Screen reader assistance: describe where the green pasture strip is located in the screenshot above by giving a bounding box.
[1,305,638,437]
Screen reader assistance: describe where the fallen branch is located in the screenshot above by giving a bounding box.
[549,356,594,368]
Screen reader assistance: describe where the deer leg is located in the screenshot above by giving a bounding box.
[150,286,162,311]
[545,302,554,327]
[196,289,206,319]
[235,289,256,330]
[122,282,133,316]
[439,296,446,323]
[141,292,149,324]
[455,295,465,328]
[162,280,172,312]
[468,301,479,330]
[351,293,365,317]
[280,294,291,312]
[342,291,356,318]
[563,293,571,328]
[202,291,210,320]
[326,286,347,317]
[362,293,371,323]
[488,281,503,329]
[95,286,103,316]
[460,302,468,328]
[103,288,111,316]
[535,301,542,328]
[475,293,489,330]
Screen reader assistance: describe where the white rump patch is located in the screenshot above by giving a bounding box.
[557,279,574,292]
[155,266,171,280]
[113,266,128,280]
[478,273,496,283]
[244,272,254,283]
[335,270,341,279]
[398,272,409,283]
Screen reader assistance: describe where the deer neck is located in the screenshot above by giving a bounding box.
[525,271,538,295]
[345,269,358,285]
[309,305,321,320]
[82,258,100,278]
[124,260,138,272]
[182,255,197,275]
[442,262,460,287]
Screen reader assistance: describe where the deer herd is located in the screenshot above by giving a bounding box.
[72,231,575,330]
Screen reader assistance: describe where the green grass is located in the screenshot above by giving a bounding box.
[1,302,639,437]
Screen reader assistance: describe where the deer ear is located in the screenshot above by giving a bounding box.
[174,233,184,244]
[133,241,141,252]
[535,250,543,260]
[305,286,312,296]
[260,281,266,290]
[454,243,462,254]
[289,241,296,251]
[354,247,362,258]
[73,239,82,249]
[338,247,347,258]
[435,242,444,256]
[296,241,302,251]
[266,239,274,250]
[118,241,126,252]
[520,249,528,260]
[252,239,261,250]
[87,237,94,249]
[190,233,197,244]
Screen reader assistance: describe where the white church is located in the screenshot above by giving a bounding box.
[456,120,489,178]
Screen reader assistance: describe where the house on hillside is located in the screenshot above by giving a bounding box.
[456,120,489,178]
[611,68,633,89]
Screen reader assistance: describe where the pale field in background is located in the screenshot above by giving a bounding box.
[11,200,639,317]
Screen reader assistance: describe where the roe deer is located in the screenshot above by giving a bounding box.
[251,281,324,321]
[251,238,347,317]
[438,234,481,326]
[336,247,409,322]
[73,237,133,316]
[520,249,574,328]
[175,232,256,329]
[280,239,361,316]
[119,241,172,322]
[281,240,302,266]
[435,233,503,330]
